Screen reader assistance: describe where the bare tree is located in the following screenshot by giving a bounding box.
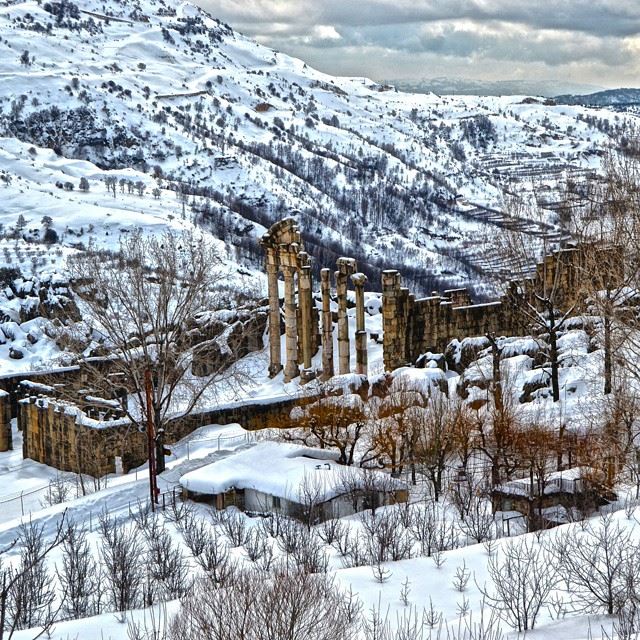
[565,151,640,394]
[550,514,636,615]
[481,537,558,632]
[57,520,99,620]
[169,566,361,640]
[64,229,253,475]
[4,519,63,634]
[282,388,369,466]
[492,200,579,403]
[99,513,145,613]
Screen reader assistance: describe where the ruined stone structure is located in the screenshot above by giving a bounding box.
[382,244,620,371]
[0,391,11,452]
[261,219,370,382]
[18,391,310,476]
[17,374,369,476]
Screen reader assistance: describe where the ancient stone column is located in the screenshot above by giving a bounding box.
[298,258,315,383]
[382,270,403,372]
[352,272,368,376]
[282,263,299,382]
[336,257,357,375]
[265,246,282,377]
[320,268,334,380]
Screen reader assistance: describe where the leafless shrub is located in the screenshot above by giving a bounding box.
[450,477,494,543]
[218,509,250,547]
[58,520,99,620]
[341,535,371,569]
[169,566,362,640]
[431,547,446,569]
[257,510,285,538]
[99,513,145,612]
[193,529,235,586]
[243,528,269,562]
[6,519,60,630]
[147,524,191,600]
[550,514,637,615]
[408,501,455,557]
[180,513,211,558]
[452,560,470,592]
[400,577,411,606]
[127,600,169,640]
[397,502,417,530]
[361,510,412,562]
[480,537,558,632]
[129,500,155,532]
[372,562,392,584]
[290,528,329,574]
[316,518,346,545]
[164,495,192,526]
[275,516,305,555]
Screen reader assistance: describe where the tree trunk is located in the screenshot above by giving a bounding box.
[603,314,612,395]
[549,324,560,402]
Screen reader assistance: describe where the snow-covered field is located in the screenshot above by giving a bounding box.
[0,0,639,638]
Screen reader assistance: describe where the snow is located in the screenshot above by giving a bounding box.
[180,441,404,502]
[0,1,637,638]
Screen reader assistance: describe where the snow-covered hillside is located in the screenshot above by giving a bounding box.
[0,0,638,299]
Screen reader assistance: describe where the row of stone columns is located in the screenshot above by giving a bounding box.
[262,220,370,383]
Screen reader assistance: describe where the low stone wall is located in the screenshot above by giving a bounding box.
[19,394,310,476]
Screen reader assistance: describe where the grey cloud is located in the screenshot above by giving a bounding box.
[195,0,640,87]
[203,1,640,37]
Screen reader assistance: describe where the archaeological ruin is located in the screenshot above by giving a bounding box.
[1,218,622,477]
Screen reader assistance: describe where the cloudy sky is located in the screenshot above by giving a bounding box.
[194,1,640,90]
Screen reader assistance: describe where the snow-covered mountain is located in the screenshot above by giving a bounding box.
[389,77,604,98]
[0,0,638,300]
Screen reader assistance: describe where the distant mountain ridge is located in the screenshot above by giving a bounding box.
[388,77,603,98]
[0,0,635,298]
[554,88,640,106]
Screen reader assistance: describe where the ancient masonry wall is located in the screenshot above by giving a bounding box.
[382,244,618,371]
[18,393,311,476]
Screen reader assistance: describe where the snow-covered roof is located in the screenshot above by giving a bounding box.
[179,441,405,503]
[496,466,596,497]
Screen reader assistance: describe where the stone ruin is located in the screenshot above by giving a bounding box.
[0,218,622,477]
[261,219,622,378]
[382,243,621,371]
[261,218,370,382]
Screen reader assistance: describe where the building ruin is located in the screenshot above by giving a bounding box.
[261,218,370,382]
[1,218,622,479]
[261,220,620,380]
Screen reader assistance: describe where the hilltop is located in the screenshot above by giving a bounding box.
[0,0,637,301]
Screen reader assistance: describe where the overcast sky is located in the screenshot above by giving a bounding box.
[193,1,640,90]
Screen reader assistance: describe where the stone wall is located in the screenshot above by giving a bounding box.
[19,393,310,476]
[0,391,11,452]
[383,244,619,371]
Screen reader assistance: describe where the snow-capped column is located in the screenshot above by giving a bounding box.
[282,263,299,382]
[352,272,368,376]
[320,268,334,380]
[265,246,282,378]
[336,257,357,375]
[298,254,315,383]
